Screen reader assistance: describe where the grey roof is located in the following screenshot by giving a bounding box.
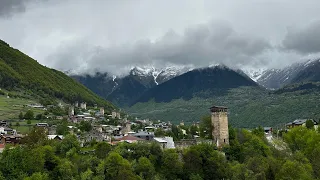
[290,119,318,125]
[133,131,154,137]
[293,119,308,125]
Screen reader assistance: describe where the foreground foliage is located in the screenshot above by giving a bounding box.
[1,126,319,179]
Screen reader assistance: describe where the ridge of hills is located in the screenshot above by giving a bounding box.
[0,39,115,110]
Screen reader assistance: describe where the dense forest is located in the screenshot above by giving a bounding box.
[1,125,319,180]
[0,39,115,110]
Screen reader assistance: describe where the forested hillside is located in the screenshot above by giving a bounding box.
[128,87,320,127]
[0,39,115,109]
[135,66,258,104]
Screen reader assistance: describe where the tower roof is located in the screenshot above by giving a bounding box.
[210,106,228,112]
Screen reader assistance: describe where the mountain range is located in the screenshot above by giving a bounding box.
[71,58,320,106]
[71,58,320,127]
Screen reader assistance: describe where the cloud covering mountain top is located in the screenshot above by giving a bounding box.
[1,0,320,75]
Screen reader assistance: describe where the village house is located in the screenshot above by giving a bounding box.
[113,135,144,144]
[0,121,8,127]
[36,123,49,127]
[286,119,318,129]
[47,135,64,140]
[0,126,16,135]
[153,137,175,149]
[132,131,154,141]
[0,134,23,145]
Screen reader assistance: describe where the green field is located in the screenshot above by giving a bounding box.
[0,95,44,120]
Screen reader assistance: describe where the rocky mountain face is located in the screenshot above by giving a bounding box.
[246,59,320,89]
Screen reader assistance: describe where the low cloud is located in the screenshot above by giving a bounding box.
[282,20,320,54]
[2,0,320,75]
[0,0,33,17]
[49,21,272,75]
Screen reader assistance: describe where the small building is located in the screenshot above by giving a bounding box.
[0,134,23,145]
[117,112,121,119]
[115,135,144,144]
[132,131,154,141]
[36,123,49,127]
[286,119,318,129]
[69,106,75,116]
[47,135,64,140]
[264,127,272,134]
[111,111,117,119]
[154,137,175,149]
[100,107,105,116]
[0,121,8,127]
[0,126,16,135]
[80,102,87,110]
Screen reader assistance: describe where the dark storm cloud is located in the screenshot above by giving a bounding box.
[282,20,320,54]
[2,0,320,74]
[49,21,272,74]
[0,0,29,16]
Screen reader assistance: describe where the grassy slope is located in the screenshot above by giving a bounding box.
[127,87,320,128]
[0,40,115,111]
[0,95,44,120]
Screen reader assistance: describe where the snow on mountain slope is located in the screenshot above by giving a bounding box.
[244,59,319,89]
[128,65,192,85]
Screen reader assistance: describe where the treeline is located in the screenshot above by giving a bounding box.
[1,126,319,179]
[0,40,115,110]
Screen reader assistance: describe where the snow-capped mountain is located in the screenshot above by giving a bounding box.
[129,65,192,85]
[244,59,320,89]
[243,68,267,82]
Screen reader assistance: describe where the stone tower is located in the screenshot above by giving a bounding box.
[69,106,75,116]
[210,106,229,147]
[100,107,105,116]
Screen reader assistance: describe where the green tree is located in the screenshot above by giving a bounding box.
[80,169,93,180]
[56,120,69,135]
[154,128,166,137]
[95,142,112,159]
[189,125,199,136]
[306,119,314,129]
[54,159,75,180]
[27,119,31,125]
[16,122,20,126]
[79,120,92,132]
[24,110,34,120]
[134,157,156,180]
[19,112,24,120]
[56,134,80,156]
[24,172,49,180]
[199,116,212,139]
[21,127,47,147]
[276,160,313,180]
[183,148,203,179]
[97,152,137,180]
[35,114,43,120]
[161,149,183,180]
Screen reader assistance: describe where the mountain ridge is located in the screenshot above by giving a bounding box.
[0,39,115,110]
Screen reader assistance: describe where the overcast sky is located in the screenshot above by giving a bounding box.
[1,0,320,75]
